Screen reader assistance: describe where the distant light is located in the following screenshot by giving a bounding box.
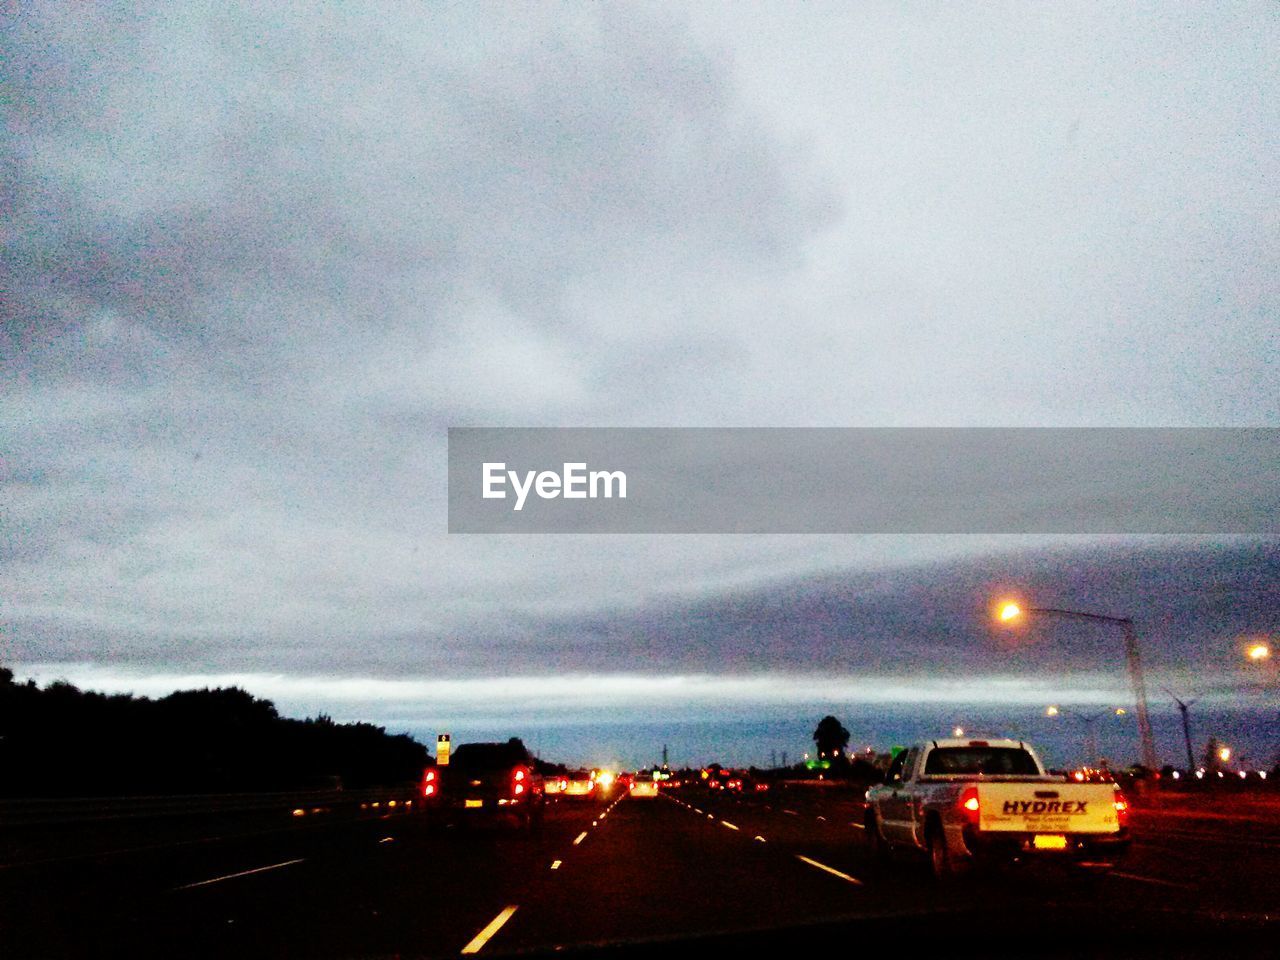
[1218,746,1231,762]
[1171,770,1181,780]
[1261,772,1268,780]
[1045,705,1060,717]
[999,602,1022,622]
[292,808,306,817]
[1114,708,1127,716]
[1239,771,1247,779]
[1195,770,1204,779]
[952,726,965,737]
[1247,643,1271,661]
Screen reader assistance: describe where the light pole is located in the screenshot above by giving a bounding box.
[1045,705,1128,767]
[999,602,1159,772]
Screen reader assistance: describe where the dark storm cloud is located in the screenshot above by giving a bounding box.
[515,539,1280,678]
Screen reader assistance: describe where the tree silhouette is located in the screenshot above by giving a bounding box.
[813,715,851,759]
[0,665,429,796]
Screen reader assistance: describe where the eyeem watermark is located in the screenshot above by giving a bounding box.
[449,428,1280,533]
[482,462,627,511]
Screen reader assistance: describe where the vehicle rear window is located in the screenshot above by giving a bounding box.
[451,743,528,770]
[923,747,1040,776]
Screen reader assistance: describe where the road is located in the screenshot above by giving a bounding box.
[2,785,1277,958]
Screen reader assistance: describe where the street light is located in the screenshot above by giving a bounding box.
[952,726,965,737]
[1218,746,1231,763]
[1247,643,1271,662]
[997,599,1158,772]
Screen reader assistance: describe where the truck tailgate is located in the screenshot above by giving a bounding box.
[976,783,1119,834]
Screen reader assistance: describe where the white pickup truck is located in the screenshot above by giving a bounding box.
[864,737,1130,880]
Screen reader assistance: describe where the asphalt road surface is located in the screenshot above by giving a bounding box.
[2,786,1277,958]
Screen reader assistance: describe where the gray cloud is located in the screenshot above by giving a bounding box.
[2,4,1277,703]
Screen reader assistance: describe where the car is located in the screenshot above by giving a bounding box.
[433,740,546,831]
[629,778,659,798]
[561,770,598,800]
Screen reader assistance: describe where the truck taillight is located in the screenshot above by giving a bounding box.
[958,786,980,825]
[1113,791,1129,827]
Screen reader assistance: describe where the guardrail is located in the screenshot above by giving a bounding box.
[0,787,422,827]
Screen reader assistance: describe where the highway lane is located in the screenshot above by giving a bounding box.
[1,794,614,958]
[690,783,1280,922]
[2,786,1277,957]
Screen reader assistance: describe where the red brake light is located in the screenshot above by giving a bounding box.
[425,770,436,782]
[959,786,980,825]
[514,783,525,795]
[424,784,435,797]
[1113,791,1129,827]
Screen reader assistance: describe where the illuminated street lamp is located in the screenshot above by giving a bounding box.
[1218,745,1231,763]
[998,600,1158,772]
[1247,643,1271,662]
[952,726,965,737]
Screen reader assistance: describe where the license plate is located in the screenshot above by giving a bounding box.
[464,799,484,809]
[1033,834,1068,850]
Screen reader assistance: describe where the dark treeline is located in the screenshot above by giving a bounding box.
[0,667,429,797]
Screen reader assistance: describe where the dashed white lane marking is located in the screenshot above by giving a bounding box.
[783,809,799,816]
[796,855,863,885]
[573,831,588,845]
[1111,871,1194,889]
[817,816,827,821]
[721,821,740,831]
[850,822,866,830]
[175,858,306,891]
[460,905,518,954]
[550,860,562,870]
[754,835,767,843]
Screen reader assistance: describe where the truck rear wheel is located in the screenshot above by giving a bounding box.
[927,823,967,882]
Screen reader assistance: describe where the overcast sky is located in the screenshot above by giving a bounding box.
[3,3,1277,723]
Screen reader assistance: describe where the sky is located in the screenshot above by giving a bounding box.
[3,3,1278,764]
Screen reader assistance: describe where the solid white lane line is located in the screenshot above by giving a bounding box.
[850,822,865,830]
[721,821,740,831]
[550,860,562,870]
[1111,871,1194,889]
[175,858,306,890]
[460,905,518,954]
[796,855,863,885]
[573,831,588,845]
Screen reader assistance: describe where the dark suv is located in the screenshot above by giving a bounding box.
[431,739,546,831]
